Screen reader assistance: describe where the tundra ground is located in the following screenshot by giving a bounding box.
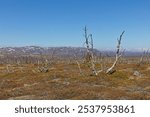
[0,62,150,100]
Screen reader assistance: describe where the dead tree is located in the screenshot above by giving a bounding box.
[74,53,83,75]
[147,49,150,64]
[37,56,49,73]
[84,26,102,76]
[6,64,14,73]
[138,50,145,66]
[138,49,150,66]
[106,31,125,74]
[84,27,91,62]
[17,59,24,72]
[36,52,49,73]
[36,49,56,73]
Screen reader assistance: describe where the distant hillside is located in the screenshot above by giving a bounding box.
[0,46,146,57]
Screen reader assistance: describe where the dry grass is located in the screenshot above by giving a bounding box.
[0,61,150,100]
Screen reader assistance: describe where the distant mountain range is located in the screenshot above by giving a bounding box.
[0,46,148,57]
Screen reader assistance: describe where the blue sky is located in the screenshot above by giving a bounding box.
[0,0,150,49]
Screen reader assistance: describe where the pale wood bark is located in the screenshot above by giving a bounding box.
[74,54,83,75]
[106,31,125,74]
[84,26,99,76]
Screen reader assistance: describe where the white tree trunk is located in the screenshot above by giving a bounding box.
[106,31,125,74]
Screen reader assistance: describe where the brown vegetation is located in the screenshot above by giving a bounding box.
[0,57,149,100]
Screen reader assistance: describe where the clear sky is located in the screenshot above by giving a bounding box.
[0,0,150,49]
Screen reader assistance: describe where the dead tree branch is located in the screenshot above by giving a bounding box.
[138,49,150,66]
[106,31,125,74]
[74,54,83,75]
[84,26,99,76]
[138,50,145,66]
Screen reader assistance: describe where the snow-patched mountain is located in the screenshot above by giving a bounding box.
[0,46,147,56]
[0,46,100,57]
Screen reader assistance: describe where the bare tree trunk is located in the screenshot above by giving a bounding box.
[138,50,145,66]
[6,64,10,73]
[84,26,91,62]
[84,26,98,76]
[145,49,149,64]
[76,60,82,75]
[6,64,14,73]
[137,49,150,66]
[89,34,98,75]
[106,31,125,74]
[17,60,23,72]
